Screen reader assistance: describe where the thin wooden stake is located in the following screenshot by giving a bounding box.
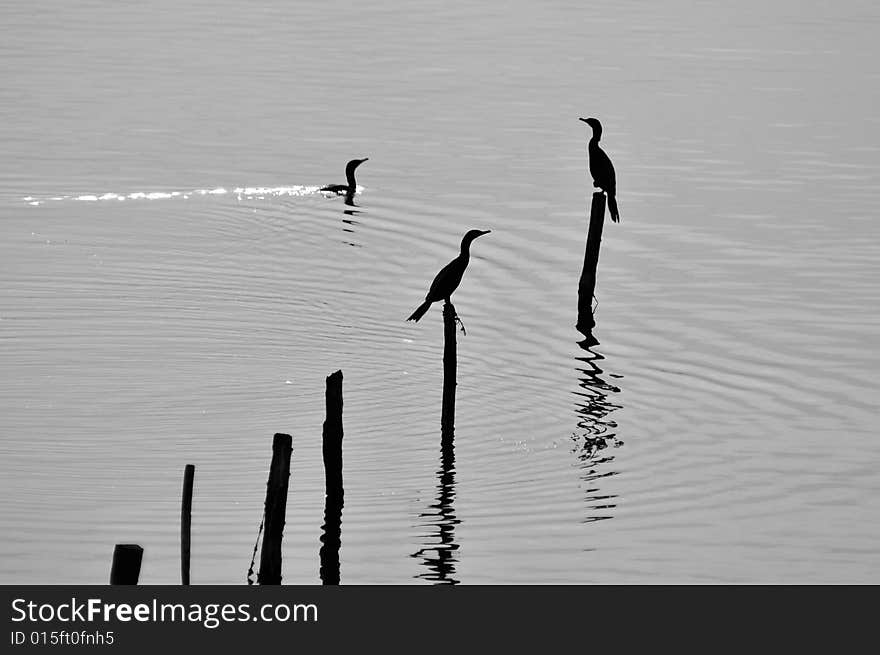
[180,463,195,585]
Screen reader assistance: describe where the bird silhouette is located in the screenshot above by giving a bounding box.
[579,118,619,223]
[407,229,491,323]
[320,158,369,195]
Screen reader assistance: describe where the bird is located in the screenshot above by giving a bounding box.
[407,229,491,323]
[579,117,619,223]
[320,158,369,195]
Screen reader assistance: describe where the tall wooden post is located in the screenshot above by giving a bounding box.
[320,370,344,585]
[577,191,607,336]
[180,464,195,585]
[258,433,293,585]
[441,300,457,434]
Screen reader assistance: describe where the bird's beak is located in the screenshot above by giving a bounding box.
[478,229,491,236]
[360,158,369,163]
[578,117,589,123]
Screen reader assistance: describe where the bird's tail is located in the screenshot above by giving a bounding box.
[608,193,620,223]
[407,300,432,322]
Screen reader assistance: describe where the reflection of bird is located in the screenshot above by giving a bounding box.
[579,118,619,223]
[320,158,369,195]
[407,229,491,322]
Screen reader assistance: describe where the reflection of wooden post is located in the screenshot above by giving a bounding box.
[441,301,456,433]
[180,464,195,585]
[258,433,293,585]
[110,544,143,585]
[320,371,344,585]
[577,192,607,336]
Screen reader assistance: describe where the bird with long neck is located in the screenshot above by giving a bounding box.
[320,158,368,195]
[579,117,619,223]
[407,229,491,324]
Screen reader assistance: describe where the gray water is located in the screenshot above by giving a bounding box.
[1,0,878,584]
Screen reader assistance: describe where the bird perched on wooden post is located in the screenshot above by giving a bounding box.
[320,158,369,195]
[579,117,620,223]
[407,229,491,327]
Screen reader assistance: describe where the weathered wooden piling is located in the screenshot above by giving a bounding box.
[320,370,344,585]
[577,191,607,337]
[441,300,457,433]
[109,544,143,585]
[322,371,344,500]
[258,432,293,585]
[180,464,195,585]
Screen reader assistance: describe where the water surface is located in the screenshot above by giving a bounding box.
[1,0,879,583]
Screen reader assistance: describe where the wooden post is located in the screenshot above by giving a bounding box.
[180,464,195,585]
[323,371,344,500]
[441,300,457,434]
[258,433,293,585]
[320,370,344,585]
[110,544,143,585]
[577,191,607,336]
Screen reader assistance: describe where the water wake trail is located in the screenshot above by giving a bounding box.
[20,183,360,206]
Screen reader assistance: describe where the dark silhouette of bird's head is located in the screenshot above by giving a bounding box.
[345,158,369,175]
[461,229,490,249]
[579,117,602,138]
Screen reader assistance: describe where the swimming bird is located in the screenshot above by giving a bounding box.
[320,158,369,195]
[407,229,491,323]
[579,118,619,223]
